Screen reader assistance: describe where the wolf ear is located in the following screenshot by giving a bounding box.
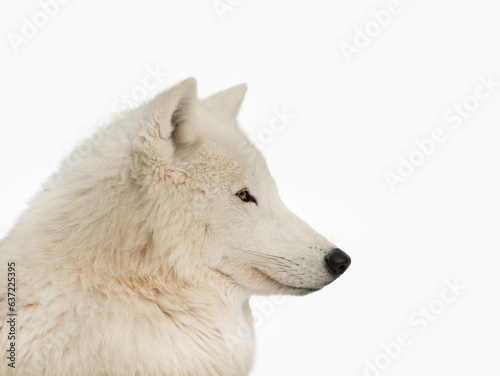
[151,77,198,143]
[204,83,247,119]
[134,78,199,164]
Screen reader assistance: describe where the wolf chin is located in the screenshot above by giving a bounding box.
[0,78,350,375]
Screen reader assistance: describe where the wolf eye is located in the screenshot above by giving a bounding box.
[236,189,257,204]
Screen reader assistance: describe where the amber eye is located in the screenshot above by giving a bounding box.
[236,189,257,204]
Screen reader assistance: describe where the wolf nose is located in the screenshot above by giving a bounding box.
[325,248,351,279]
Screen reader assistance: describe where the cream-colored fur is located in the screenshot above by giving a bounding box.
[0,78,338,375]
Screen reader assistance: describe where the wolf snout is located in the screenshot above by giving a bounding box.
[325,248,351,279]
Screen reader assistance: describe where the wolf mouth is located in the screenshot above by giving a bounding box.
[213,268,319,293]
[252,268,319,293]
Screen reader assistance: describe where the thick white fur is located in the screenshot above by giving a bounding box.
[0,78,337,375]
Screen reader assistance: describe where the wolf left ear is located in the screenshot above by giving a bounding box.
[204,83,247,119]
[134,78,199,165]
[141,77,198,143]
[153,77,198,143]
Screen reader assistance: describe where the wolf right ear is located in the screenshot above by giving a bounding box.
[204,83,247,120]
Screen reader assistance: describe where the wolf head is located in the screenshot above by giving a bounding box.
[118,78,350,296]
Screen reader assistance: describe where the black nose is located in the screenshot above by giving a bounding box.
[325,248,351,279]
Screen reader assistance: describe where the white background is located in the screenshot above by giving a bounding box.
[1,1,500,375]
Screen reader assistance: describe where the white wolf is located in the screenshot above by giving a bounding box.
[0,78,350,375]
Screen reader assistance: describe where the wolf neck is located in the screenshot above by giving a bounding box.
[150,278,256,374]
